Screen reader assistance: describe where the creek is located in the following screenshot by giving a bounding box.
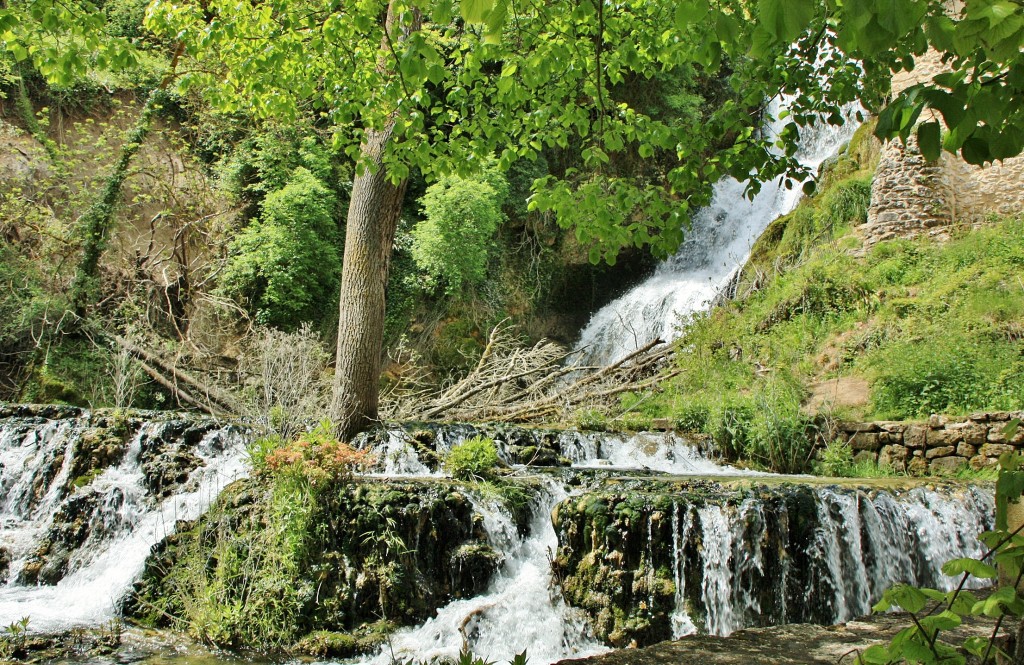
[0,407,994,664]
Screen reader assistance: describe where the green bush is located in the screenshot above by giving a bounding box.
[219,167,341,329]
[444,436,501,480]
[412,166,508,294]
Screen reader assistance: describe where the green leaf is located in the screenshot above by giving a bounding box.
[674,0,709,29]
[961,136,991,165]
[858,644,890,663]
[461,0,492,24]
[941,558,997,579]
[888,584,928,613]
[759,0,814,42]
[917,121,942,162]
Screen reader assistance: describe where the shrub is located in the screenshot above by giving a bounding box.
[256,420,373,486]
[219,167,340,329]
[238,324,332,439]
[411,166,508,295]
[444,436,500,480]
[815,439,854,477]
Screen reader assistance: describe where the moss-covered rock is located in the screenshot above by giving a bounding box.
[125,475,535,650]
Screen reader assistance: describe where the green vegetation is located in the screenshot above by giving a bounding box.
[412,165,509,295]
[444,436,501,481]
[219,167,341,329]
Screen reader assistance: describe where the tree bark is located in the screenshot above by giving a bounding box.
[332,1,417,440]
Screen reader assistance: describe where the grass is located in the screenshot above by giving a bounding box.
[636,151,1023,472]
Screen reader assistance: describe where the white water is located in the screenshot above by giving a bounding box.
[360,426,756,477]
[355,479,606,664]
[669,485,993,636]
[560,430,758,475]
[575,103,862,366]
[0,417,248,631]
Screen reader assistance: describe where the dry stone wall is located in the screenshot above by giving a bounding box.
[831,411,1024,475]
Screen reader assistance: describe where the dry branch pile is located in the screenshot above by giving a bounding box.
[381,320,679,424]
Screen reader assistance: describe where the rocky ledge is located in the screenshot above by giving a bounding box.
[556,606,1008,665]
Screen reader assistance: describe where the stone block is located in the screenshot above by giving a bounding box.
[908,457,929,476]
[879,422,908,434]
[840,422,879,433]
[905,426,927,449]
[988,428,1007,443]
[964,425,987,446]
[929,414,949,429]
[980,443,1015,458]
[878,445,908,472]
[926,429,960,446]
[926,445,956,459]
[957,442,977,458]
[970,455,998,470]
[853,451,877,465]
[930,457,966,475]
[850,432,881,452]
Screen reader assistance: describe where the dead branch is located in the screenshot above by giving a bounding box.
[381,321,675,426]
[106,331,241,414]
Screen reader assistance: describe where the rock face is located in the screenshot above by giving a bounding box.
[552,479,992,648]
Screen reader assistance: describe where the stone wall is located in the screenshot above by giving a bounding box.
[863,49,1024,247]
[832,411,1024,475]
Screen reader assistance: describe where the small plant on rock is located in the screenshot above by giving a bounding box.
[444,436,500,481]
[261,420,374,486]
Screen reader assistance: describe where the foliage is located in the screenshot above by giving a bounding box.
[856,449,1024,665]
[252,420,373,486]
[814,439,897,478]
[412,166,509,295]
[0,616,30,659]
[444,436,501,481]
[219,167,341,329]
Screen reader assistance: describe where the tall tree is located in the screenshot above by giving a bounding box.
[141,0,1024,437]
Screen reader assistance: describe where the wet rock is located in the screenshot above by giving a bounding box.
[450,543,503,597]
[19,490,101,585]
[552,478,993,648]
[0,546,11,584]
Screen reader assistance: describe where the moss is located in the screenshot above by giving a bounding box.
[126,474,543,650]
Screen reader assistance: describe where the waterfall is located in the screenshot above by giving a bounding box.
[667,485,993,636]
[574,103,862,366]
[358,478,606,664]
[0,412,248,632]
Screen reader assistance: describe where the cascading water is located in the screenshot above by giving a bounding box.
[0,411,248,631]
[574,102,862,366]
[0,410,997,664]
[667,485,993,637]
[357,478,606,664]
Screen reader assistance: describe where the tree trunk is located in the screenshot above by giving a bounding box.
[332,128,408,439]
[332,1,418,440]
